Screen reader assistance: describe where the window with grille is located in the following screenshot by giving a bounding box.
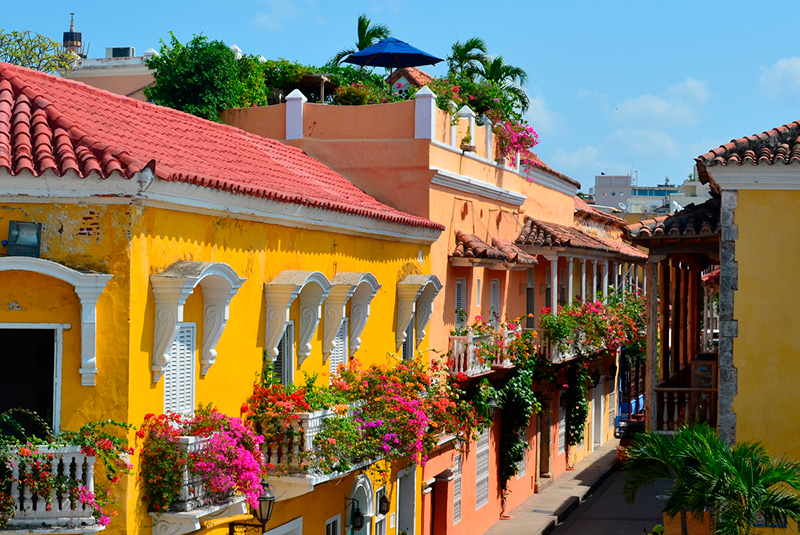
[375,487,387,535]
[558,393,566,455]
[325,515,340,535]
[453,454,462,524]
[526,269,536,329]
[164,323,195,415]
[273,322,294,385]
[402,314,414,362]
[454,278,467,328]
[489,279,500,326]
[329,319,348,378]
[475,429,490,509]
[517,429,527,477]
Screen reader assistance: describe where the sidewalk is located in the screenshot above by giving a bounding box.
[484,439,620,535]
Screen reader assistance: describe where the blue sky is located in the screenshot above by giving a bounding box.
[6,1,800,189]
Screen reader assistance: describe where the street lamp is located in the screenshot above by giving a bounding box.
[378,494,390,515]
[229,482,276,534]
[345,497,364,533]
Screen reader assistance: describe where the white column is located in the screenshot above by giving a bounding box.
[580,259,587,301]
[592,260,598,299]
[457,105,476,145]
[567,257,574,306]
[414,86,437,140]
[285,89,307,140]
[551,256,558,314]
[485,124,493,160]
[602,260,609,299]
[516,152,521,172]
[622,263,627,296]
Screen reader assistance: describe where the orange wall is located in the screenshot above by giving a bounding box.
[303,101,415,139]
[67,72,153,101]
[221,105,286,140]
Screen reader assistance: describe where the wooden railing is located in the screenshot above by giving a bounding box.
[263,403,363,472]
[653,386,717,433]
[7,445,98,530]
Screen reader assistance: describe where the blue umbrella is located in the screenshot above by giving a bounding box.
[343,37,443,69]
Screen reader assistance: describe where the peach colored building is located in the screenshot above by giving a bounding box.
[223,90,646,535]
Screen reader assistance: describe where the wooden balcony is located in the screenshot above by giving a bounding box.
[653,386,717,434]
[6,445,101,533]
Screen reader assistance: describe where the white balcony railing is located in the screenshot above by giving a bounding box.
[7,445,98,531]
[263,403,362,472]
[449,325,521,377]
[654,386,717,434]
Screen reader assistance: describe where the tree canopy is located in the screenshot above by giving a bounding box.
[330,14,391,66]
[0,30,74,74]
[143,33,268,122]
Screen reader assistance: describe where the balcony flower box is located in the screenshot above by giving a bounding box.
[5,445,100,532]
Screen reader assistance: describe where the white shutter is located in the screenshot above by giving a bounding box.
[329,319,348,377]
[609,389,616,428]
[558,394,566,454]
[489,279,500,326]
[454,278,466,328]
[402,314,414,362]
[164,324,195,415]
[475,430,490,509]
[453,454,462,524]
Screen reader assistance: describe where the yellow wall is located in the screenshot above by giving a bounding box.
[732,189,800,461]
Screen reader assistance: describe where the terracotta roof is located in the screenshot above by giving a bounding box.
[0,62,443,232]
[523,154,582,189]
[627,197,720,240]
[386,67,435,88]
[702,268,720,287]
[450,230,537,266]
[696,120,800,169]
[574,196,628,230]
[515,217,646,260]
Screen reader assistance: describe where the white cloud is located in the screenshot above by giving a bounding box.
[525,95,564,137]
[252,0,312,32]
[760,58,800,101]
[613,77,708,127]
[549,145,600,170]
[611,129,682,160]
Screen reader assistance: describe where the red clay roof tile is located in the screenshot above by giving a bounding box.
[627,197,720,240]
[574,196,628,230]
[515,216,646,260]
[450,230,538,266]
[386,67,435,88]
[0,62,443,232]
[696,120,800,169]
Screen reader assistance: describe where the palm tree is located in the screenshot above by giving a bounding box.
[624,423,800,535]
[330,13,391,66]
[446,37,488,79]
[478,56,530,112]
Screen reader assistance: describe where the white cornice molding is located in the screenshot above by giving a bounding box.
[522,167,579,196]
[150,261,245,382]
[430,167,526,206]
[0,257,111,386]
[707,164,800,190]
[0,170,441,244]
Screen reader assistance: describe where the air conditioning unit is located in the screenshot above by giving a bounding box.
[106,47,135,58]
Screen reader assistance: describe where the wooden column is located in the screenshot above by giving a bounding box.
[687,265,699,363]
[581,259,587,301]
[646,259,661,433]
[592,260,598,299]
[678,263,689,369]
[669,261,681,377]
[659,260,671,382]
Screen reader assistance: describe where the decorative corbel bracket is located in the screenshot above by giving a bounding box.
[151,261,245,383]
[324,273,381,361]
[348,274,381,358]
[415,279,442,347]
[396,274,442,350]
[265,271,331,365]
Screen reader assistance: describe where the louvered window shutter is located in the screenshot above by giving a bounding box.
[475,429,490,509]
[609,389,616,428]
[517,430,527,477]
[455,278,466,328]
[164,324,195,415]
[558,395,566,454]
[489,280,500,326]
[402,314,414,362]
[329,319,348,377]
[274,329,285,384]
[453,454,462,524]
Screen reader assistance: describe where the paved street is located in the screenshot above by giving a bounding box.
[549,470,670,535]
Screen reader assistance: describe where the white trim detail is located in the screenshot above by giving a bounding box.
[348,473,375,528]
[396,274,442,350]
[285,89,307,140]
[705,164,800,190]
[264,516,303,535]
[150,261,245,382]
[150,495,247,535]
[323,273,381,360]
[430,167,526,206]
[0,170,442,245]
[0,257,111,387]
[264,271,331,365]
[522,166,579,196]
[414,86,436,140]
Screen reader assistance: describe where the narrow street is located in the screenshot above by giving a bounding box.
[550,470,669,535]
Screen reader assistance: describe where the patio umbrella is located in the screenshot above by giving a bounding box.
[343,37,443,69]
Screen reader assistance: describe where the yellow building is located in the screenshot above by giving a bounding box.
[0,62,444,535]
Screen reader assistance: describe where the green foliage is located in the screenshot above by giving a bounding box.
[331,13,392,66]
[144,32,268,122]
[447,37,488,79]
[332,83,383,106]
[0,30,75,74]
[563,359,591,447]
[539,311,579,352]
[300,372,350,410]
[261,58,306,90]
[312,414,376,474]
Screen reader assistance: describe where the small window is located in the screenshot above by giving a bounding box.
[489,279,500,326]
[454,278,467,328]
[329,319,349,378]
[558,393,566,455]
[375,487,387,535]
[526,269,536,329]
[476,277,482,306]
[325,514,341,535]
[517,429,527,477]
[453,454,462,524]
[475,429,490,509]
[273,322,295,385]
[164,323,195,415]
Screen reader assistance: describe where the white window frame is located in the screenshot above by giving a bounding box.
[476,277,482,306]
[163,323,196,415]
[475,429,490,510]
[329,318,349,379]
[489,279,501,327]
[454,278,467,328]
[402,313,415,362]
[0,323,67,433]
[274,321,295,386]
[325,514,341,535]
[374,486,387,535]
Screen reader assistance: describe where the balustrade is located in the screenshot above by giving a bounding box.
[653,386,717,433]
